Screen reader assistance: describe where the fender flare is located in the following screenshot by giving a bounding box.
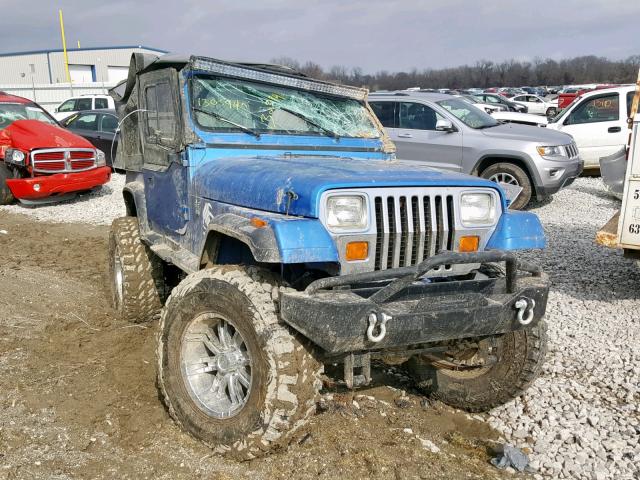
[122,179,145,218]
[197,201,339,267]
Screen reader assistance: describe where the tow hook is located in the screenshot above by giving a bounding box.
[367,312,392,343]
[514,297,536,325]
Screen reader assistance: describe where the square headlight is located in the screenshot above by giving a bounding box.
[326,195,367,231]
[460,192,496,226]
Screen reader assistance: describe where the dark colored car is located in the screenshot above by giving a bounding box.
[474,93,528,113]
[61,109,119,166]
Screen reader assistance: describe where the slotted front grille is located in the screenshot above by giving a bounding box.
[31,148,97,174]
[564,143,579,158]
[373,193,455,270]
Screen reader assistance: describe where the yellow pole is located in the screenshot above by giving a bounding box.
[59,9,71,84]
[77,40,81,49]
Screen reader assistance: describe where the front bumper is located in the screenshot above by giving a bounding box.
[6,166,111,200]
[280,251,549,354]
[534,156,584,199]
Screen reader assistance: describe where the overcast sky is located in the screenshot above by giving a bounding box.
[1,0,638,72]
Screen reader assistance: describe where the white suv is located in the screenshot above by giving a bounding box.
[52,95,115,121]
[546,85,635,170]
[510,94,558,116]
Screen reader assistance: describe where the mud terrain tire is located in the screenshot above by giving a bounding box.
[157,267,322,460]
[480,162,532,210]
[109,217,164,322]
[0,163,15,205]
[407,322,547,412]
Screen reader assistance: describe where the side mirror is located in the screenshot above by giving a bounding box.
[54,107,59,112]
[436,119,455,132]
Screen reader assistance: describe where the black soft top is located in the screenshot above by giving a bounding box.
[110,53,308,105]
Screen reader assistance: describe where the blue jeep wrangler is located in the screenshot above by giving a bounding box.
[108,53,549,458]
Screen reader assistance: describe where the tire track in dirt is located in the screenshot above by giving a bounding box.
[0,211,514,480]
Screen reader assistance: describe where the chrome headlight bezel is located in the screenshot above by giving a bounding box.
[324,194,368,232]
[459,191,498,227]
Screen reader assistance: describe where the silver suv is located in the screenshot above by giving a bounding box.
[369,92,583,209]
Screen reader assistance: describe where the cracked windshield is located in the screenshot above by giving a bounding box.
[191,76,380,138]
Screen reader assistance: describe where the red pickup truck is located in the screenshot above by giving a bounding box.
[557,85,619,110]
[0,92,111,205]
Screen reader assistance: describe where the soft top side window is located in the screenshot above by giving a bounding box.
[144,82,177,146]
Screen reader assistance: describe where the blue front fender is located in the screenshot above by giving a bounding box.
[271,218,339,263]
[486,210,546,250]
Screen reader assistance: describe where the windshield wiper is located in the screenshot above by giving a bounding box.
[276,106,340,139]
[192,107,261,139]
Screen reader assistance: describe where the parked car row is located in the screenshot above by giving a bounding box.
[369,91,582,209]
[3,73,628,209]
[383,84,635,175]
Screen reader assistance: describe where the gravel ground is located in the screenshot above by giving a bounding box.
[0,173,125,225]
[2,175,638,479]
[488,177,640,480]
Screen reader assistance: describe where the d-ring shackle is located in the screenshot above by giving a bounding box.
[367,312,392,342]
[514,298,536,325]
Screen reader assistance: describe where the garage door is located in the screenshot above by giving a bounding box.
[107,66,129,83]
[69,64,94,83]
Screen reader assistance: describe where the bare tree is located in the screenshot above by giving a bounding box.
[271,54,640,91]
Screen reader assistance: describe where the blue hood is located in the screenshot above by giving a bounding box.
[194,155,503,217]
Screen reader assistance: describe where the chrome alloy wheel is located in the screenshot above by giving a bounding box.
[181,313,252,418]
[489,172,520,186]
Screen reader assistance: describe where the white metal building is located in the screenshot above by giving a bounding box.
[0,45,167,85]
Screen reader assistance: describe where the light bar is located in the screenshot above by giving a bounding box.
[190,56,368,101]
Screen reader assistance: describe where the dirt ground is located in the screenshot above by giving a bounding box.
[0,211,520,480]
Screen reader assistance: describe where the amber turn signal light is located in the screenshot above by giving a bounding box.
[458,235,480,253]
[250,217,268,228]
[345,241,369,261]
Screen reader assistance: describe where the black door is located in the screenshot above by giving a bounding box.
[98,113,118,165]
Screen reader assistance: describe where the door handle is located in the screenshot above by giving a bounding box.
[397,132,413,138]
[608,126,621,133]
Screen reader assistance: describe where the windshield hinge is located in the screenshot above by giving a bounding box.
[285,189,298,216]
